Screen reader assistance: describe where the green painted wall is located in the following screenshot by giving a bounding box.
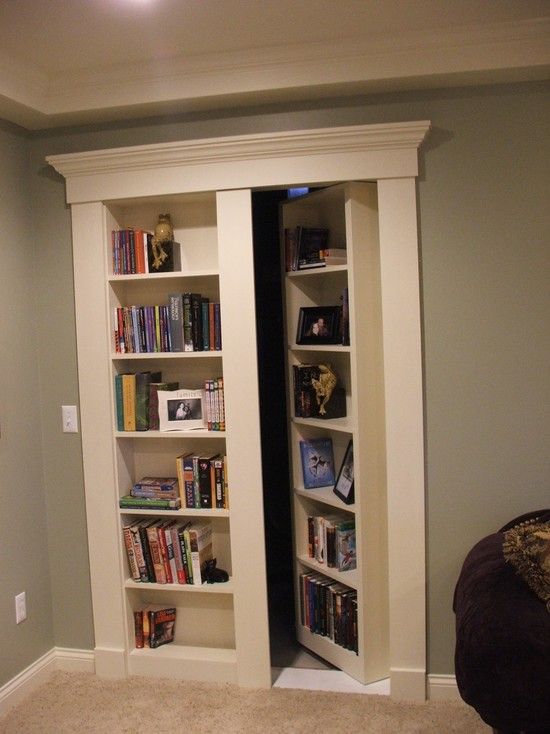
[2,80,547,683]
[0,122,54,685]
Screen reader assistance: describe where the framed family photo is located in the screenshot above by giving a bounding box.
[158,388,205,431]
[333,440,354,504]
[296,305,341,345]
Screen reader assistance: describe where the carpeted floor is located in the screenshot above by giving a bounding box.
[0,670,489,733]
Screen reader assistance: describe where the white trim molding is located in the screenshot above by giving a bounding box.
[0,648,95,718]
[428,674,461,701]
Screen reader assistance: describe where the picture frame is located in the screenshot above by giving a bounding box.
[333,440,354,504]
[299,437,335,489]
[296,305,341,345]
[157,388,205,431]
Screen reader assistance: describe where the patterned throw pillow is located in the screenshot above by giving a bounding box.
[503,520,550,611]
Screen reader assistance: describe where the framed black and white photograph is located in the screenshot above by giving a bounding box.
[333,440,354,504]
[296,305,341,345]
[158,388,205,431]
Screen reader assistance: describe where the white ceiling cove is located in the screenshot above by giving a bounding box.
[0,0,548,130]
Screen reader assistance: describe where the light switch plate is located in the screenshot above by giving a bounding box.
[62,405,79,433]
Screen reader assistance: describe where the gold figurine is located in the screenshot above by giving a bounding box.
[151,213,174,270]
[311,364,337,415]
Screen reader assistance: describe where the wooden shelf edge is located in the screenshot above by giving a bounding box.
[124,578,234,594]
[115,430,226,438]
[109,269,219,281]
[112,351,223,360]
[296,555,358,588]
[294,485,355,512]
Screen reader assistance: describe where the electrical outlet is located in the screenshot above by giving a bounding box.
[15,592,27,624]
[62,405,79,433]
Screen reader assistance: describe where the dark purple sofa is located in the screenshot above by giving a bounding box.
[453,509,550,734]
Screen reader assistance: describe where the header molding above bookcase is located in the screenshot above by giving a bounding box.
[46,121,431,203]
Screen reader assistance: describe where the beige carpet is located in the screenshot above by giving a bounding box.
[0,670,489,733]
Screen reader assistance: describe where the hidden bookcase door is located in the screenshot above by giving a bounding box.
[48,122,429,699]
[281,182,389,684]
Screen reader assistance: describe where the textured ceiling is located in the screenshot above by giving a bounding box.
[0,0,548,129]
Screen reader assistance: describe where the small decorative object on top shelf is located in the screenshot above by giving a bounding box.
[299,437,335,488]
[148,213,181,273]
[333,440,354,505]
[296,305,341,345]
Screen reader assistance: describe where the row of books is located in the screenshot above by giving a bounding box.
[176,453,229,509]
[122,519,213,585]
[285,226,348,271]
[307,514,356,571]
[114,373,225,432]
[112,228,151,275]
[115,371,170,431]
[134,605,176,649]
[113,294,221,354]
[112,228,181,275]
[293,364,346,420]
[169,293,222,353]
[299,571,358,654]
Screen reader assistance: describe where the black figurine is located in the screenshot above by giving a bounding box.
[203,558,229,583]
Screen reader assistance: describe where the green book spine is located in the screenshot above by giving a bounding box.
[114,374,124,431]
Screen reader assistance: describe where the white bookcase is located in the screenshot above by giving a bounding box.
[281,182,388,683]
[48,121,429,699]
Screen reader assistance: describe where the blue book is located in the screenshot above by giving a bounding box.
[299,437,335,488]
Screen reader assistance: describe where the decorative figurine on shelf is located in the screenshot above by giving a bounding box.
[311,363,338,416]
[150,213,174,271]
[203,558,229,584]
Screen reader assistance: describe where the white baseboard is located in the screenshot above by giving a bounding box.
[0,647,95,718]
[427,674,460,700]
[0,647,460,715]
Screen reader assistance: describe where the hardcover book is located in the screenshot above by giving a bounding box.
[299,437,335,488]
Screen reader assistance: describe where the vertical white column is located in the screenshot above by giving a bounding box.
[377,178,426,701]
[71,202,127,677]
[216,189,271,688]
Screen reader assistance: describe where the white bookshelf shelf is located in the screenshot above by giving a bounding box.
[124,578,234,594]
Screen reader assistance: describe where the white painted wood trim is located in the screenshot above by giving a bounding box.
[378,178,427,699]
[47,122,431,177]
[427,674,461,701]
[47,122,430,203]
[216,189,271,688]
[0,650,57,718]
[0,648,94,718]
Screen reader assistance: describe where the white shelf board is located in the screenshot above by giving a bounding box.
[292,417,353,434]
[115,429,226,438]
[112,351,223,360]
[125,577,234,594]
[286,265,348,277]
[294,485,355,512]
[108,269,219,282]
[296,554,358,588]
[119,507,229,518]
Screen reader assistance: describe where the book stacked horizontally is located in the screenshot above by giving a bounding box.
[119,476,181,511]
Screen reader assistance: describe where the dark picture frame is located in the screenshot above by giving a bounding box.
[296,305,340,345]
[333,440,354,504]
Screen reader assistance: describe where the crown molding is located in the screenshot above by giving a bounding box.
[2,18,549,129]
[47,121,431,178]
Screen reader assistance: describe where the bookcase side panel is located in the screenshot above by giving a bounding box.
[71,202,127,676]
[216,189,271,688]
[377,177,426,701]
[345,182,389,681]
